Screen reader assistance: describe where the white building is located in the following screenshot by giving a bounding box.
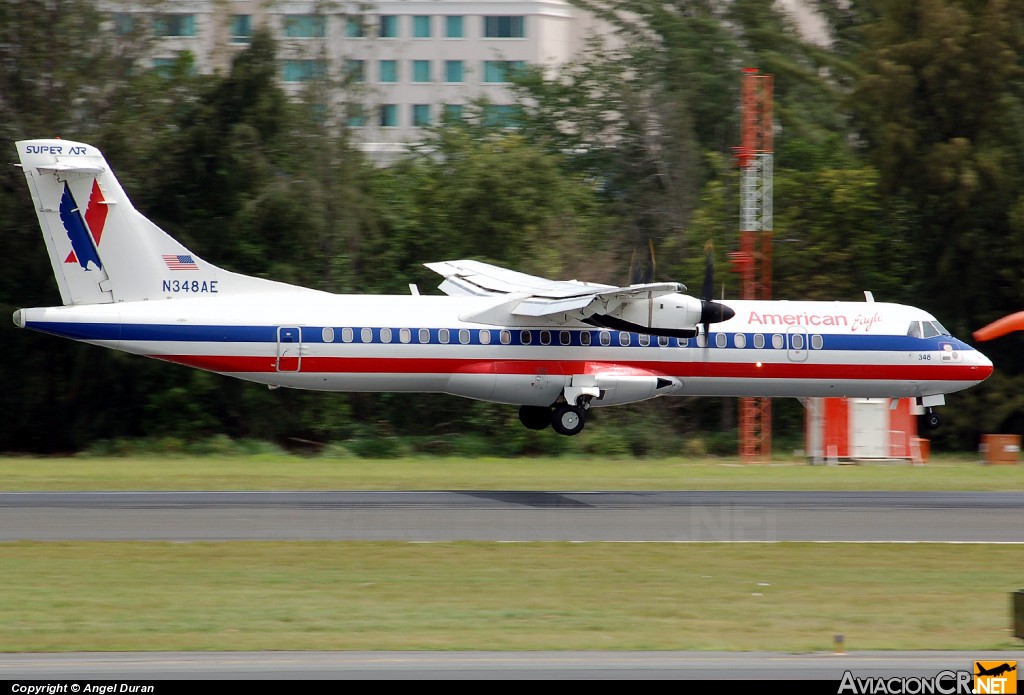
[108,1,604,159]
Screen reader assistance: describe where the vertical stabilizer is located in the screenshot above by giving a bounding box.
[17,139,298,305]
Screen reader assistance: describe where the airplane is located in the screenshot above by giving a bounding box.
[975,663,1016,678]
[12,138,993,436]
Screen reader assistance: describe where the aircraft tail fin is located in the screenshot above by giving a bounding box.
[17,139,288,305]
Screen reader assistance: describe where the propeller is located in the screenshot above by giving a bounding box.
[699,240,735,339]
[628,238,657,285]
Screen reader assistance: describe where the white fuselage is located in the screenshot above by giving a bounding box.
[14,292,993,408]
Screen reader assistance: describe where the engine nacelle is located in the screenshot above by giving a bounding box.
[588,292,733,338]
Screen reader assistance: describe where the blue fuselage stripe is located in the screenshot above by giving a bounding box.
[24,321,975,353]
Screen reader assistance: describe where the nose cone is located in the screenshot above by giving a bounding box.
[974,348,994,381]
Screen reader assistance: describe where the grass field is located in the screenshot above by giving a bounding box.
[1,454,1021,653]
[1,452,1021,491]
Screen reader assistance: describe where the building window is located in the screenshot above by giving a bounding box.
[284,14,325,38]
[483,104,522,128]
[483,60,523,83]
[154,14,196,37]
[443,104,463,122]
[412,104,430,127]
[413,15,431,38]
[444,60,463,83]
[484,16,524,38]
[379,15,398,38]
[347,104,366,127]
[378,59,397,83]
[113,13,135,35]
[446,16,463,38]
[230,15,251,43]
[346,60,365,83]
[379,104,398,127]
[283,59,324,82]
[345,17,364,38]
[151,57,177,76]
[412,60,430,83]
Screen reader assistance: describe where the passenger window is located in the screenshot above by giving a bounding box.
[696,334,707,348]
[500,330,511,345]
[540,330,551,346]
[753,333,765,349]
[459,329,470,344]
[380,327,392,343]
[734,333,746,349]
[521,330,532,345]
[619,332,631,347]
[658,336,669,347]
[438,328,450,344]
[360,327,373,343]
[791,333,804,350]
[479,329,491,345]
[322,327,335,343]
[639,334,650,347]
[715,333,727,348]
[418,328,430,343]
[580,331,592,346]
[399,328,411,344]
[560,331,571,346]
[771,334,784,349]
[342,327,354,343]
[811,334,823,350]
[600,331,611,346]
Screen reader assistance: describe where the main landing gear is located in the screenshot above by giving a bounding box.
[518,402,588,436]
[921,407,942,431]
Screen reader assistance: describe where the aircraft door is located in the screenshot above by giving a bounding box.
[787,327,809,362]
[276,326,302,372]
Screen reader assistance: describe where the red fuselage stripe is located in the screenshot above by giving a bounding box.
[153,354,990,382]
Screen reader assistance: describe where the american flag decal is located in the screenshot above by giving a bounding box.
[162,254,198,271]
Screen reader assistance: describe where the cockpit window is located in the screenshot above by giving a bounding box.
[907,322,922,339]
[919,321,951,339]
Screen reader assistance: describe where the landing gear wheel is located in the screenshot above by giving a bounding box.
[923,410,941,430]
[551,404,586,436]
[518,405,552,431]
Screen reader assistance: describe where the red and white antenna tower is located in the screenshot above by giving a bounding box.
[731,67,774,462]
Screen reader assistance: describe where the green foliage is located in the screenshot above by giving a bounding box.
[3,1,1021,453]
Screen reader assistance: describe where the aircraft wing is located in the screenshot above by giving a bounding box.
[424,259,687,322]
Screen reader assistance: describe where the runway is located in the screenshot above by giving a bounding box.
[3,490,1021,679]
[1,490,1022,542]
[1,650,1022,680]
